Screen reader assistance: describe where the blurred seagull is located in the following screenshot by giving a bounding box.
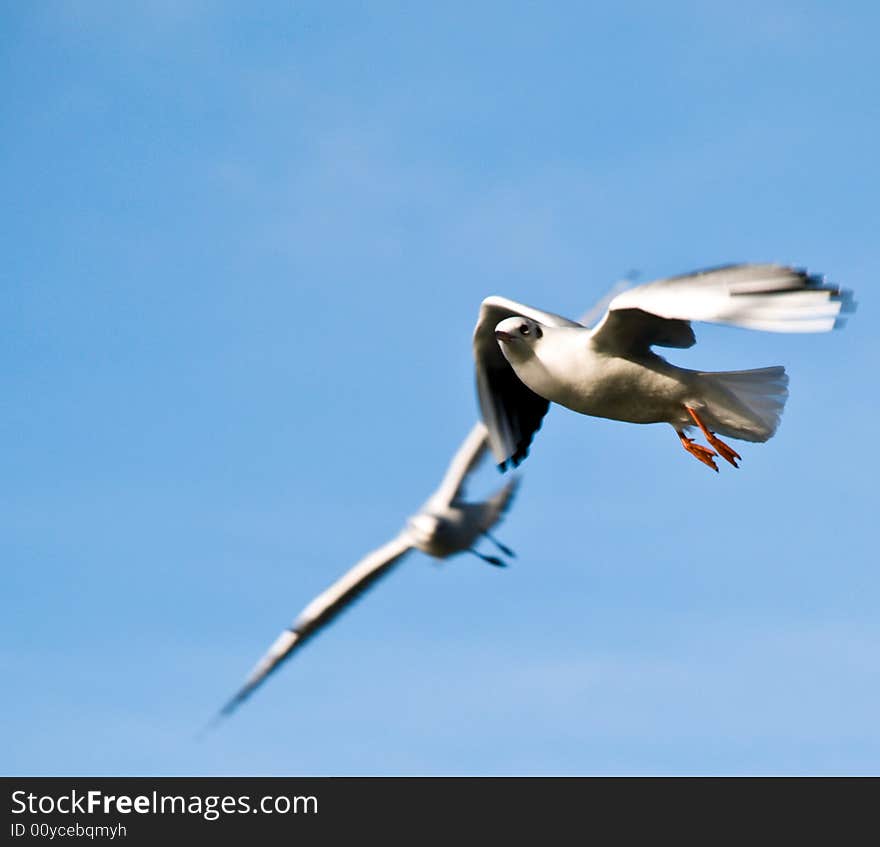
[216,422,518,720]
[474,263,854,471]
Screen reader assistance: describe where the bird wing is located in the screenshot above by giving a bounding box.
[218,532,413,718]
[589,263,852,356]
[475,475,522,532]
[577,278,633,328]
[473,296,583,469]
[427,422,491,509]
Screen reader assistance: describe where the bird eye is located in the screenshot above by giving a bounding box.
[534,325,543,338]
[520,324,530,335]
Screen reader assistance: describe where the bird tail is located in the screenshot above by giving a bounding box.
[695,366,789,443]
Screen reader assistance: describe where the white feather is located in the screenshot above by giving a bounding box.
[605,263,851,334]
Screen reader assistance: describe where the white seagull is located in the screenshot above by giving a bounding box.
[217,422,518,719]
[474,263,854,471]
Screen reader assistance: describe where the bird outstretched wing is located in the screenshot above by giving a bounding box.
[590,263,853,356]
[218,532,413,719]
[426,422,491,509]
[475,475,521,533]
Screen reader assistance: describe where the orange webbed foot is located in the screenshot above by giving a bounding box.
[685,406,742,469]
[705,433,741,468]
[677,431,719,472]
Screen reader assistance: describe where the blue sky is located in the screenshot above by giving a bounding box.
[2,1,878,775]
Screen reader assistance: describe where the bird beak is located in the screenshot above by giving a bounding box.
[495,329,513,343]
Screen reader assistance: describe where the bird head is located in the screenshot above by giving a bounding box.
[494,316,544,361]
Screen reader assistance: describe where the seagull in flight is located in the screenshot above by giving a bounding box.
[216,422,518,720]
[474,263,854,471]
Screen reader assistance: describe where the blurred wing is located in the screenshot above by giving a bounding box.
[577,279,632,328]
[473,296,582,469]
[476,475,521,532]
[427,422,490,508]
[218,532,413,719]
[590,263,852,356]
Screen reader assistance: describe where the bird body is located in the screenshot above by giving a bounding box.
[500,324,692,424]
[496,320,785,438]
[407,498,509,558]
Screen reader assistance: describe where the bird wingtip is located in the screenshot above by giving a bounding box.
[195,710,228,741]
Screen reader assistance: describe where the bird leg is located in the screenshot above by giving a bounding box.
[468,549,507,567]
[685,406,742,468]
[484,531,516,558]
[677,429,718,472]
